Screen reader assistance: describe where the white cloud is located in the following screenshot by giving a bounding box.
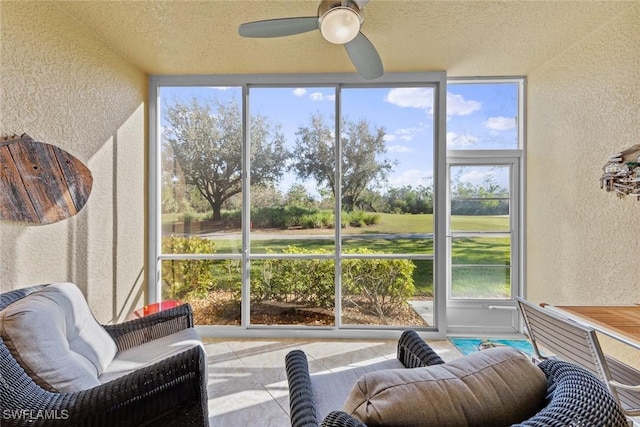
[447,93,481,116]
[293,88,335,101]
[309,92,335,102]
[207,86,232,91]
[385,125,424,142]
[385,87,433,110]
[447,132,478,148]
[385,88,481,117]
[388,169,433,187]
[387,144,413,153]
[485,116,515,130]
[398,127,418,141]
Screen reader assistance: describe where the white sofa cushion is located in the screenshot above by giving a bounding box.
[99,327,205,383]
[342,346,548,426]
[0,283,118,392]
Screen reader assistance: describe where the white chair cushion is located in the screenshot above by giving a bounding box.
[99,328,205,383]
[0,283,118,392]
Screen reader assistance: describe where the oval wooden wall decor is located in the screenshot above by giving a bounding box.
[0,134,93,224]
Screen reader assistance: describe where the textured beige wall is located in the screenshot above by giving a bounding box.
[1,0,638,333]
[527,3,639,365]
[0,2,147,322]
[527,3,639,306]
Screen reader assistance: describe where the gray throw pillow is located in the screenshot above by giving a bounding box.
[342,346,547,426]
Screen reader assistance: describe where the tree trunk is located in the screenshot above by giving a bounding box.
[342,195,354,212]
[211,200,222,220]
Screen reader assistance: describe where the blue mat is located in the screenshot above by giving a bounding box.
[449,337,536,356]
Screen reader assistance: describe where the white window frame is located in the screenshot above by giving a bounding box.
[148,72,449,339]
[445,77,526,334]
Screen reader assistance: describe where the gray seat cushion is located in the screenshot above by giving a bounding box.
[311,358,405,421]
[0,283,118,392]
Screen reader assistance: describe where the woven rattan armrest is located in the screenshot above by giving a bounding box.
[514,359,630,427]
[320,411,366,427]
[285,349,318,427]
[103,303,194,351]
[396,329,445,368]
[286,351,366,427]
[0,343,208,427]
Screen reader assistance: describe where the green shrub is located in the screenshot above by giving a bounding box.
[251,247,415,317]
[300,210,334,229]
[220,209,241,223]
[161,236,218,299]
[342,210,380,228]
[319,211,334,228]
[251,247,335,308]
[342,249,415,318]
[299,213,318,229]
[363,212,380,226]
[284,206,316,228]
[251,206,286,228]
[249,207,380,231]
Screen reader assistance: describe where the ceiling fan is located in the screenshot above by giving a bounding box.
[238,0,383,80]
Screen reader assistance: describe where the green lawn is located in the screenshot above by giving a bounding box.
[162,212,510,233]
[451,237,510,265]
[451,265,510,299]
[248,237,434,254]
[165,213,511,298]
[451,215,509,232]
[359,213,508,233]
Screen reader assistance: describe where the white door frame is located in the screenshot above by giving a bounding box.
[445,151,523,335]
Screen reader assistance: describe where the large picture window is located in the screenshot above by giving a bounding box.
[150,74,446,336]
[149,74,524,337]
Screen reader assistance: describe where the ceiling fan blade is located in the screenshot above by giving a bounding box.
[344,32,383,80]
[238,17,318,38]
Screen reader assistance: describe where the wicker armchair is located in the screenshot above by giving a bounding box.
[285,330,630,427]
[286,330,444,427]
[0,285,209,427]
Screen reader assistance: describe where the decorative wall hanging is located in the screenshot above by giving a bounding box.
[600,144,640,200]
[0,133,93,224]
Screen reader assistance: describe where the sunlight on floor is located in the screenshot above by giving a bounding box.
[202,337,463,426]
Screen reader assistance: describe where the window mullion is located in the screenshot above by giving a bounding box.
[242,84,251,328]
[334,84,342,329]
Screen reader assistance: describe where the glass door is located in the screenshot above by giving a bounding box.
[446,159,521,334]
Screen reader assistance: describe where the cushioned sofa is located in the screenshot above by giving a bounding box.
[285,330,630,427]
[0,283,208,426]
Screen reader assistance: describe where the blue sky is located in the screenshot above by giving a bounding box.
[160,82,518,197]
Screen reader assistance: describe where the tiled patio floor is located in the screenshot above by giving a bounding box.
[202,337,464,426]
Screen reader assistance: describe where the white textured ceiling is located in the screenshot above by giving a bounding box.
[56,0,634,77]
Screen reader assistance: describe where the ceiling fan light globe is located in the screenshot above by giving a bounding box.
[319,7,361,44]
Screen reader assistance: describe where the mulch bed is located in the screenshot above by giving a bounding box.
[189,291,428,326]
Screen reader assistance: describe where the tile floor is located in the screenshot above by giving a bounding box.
[202,337,464,426]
